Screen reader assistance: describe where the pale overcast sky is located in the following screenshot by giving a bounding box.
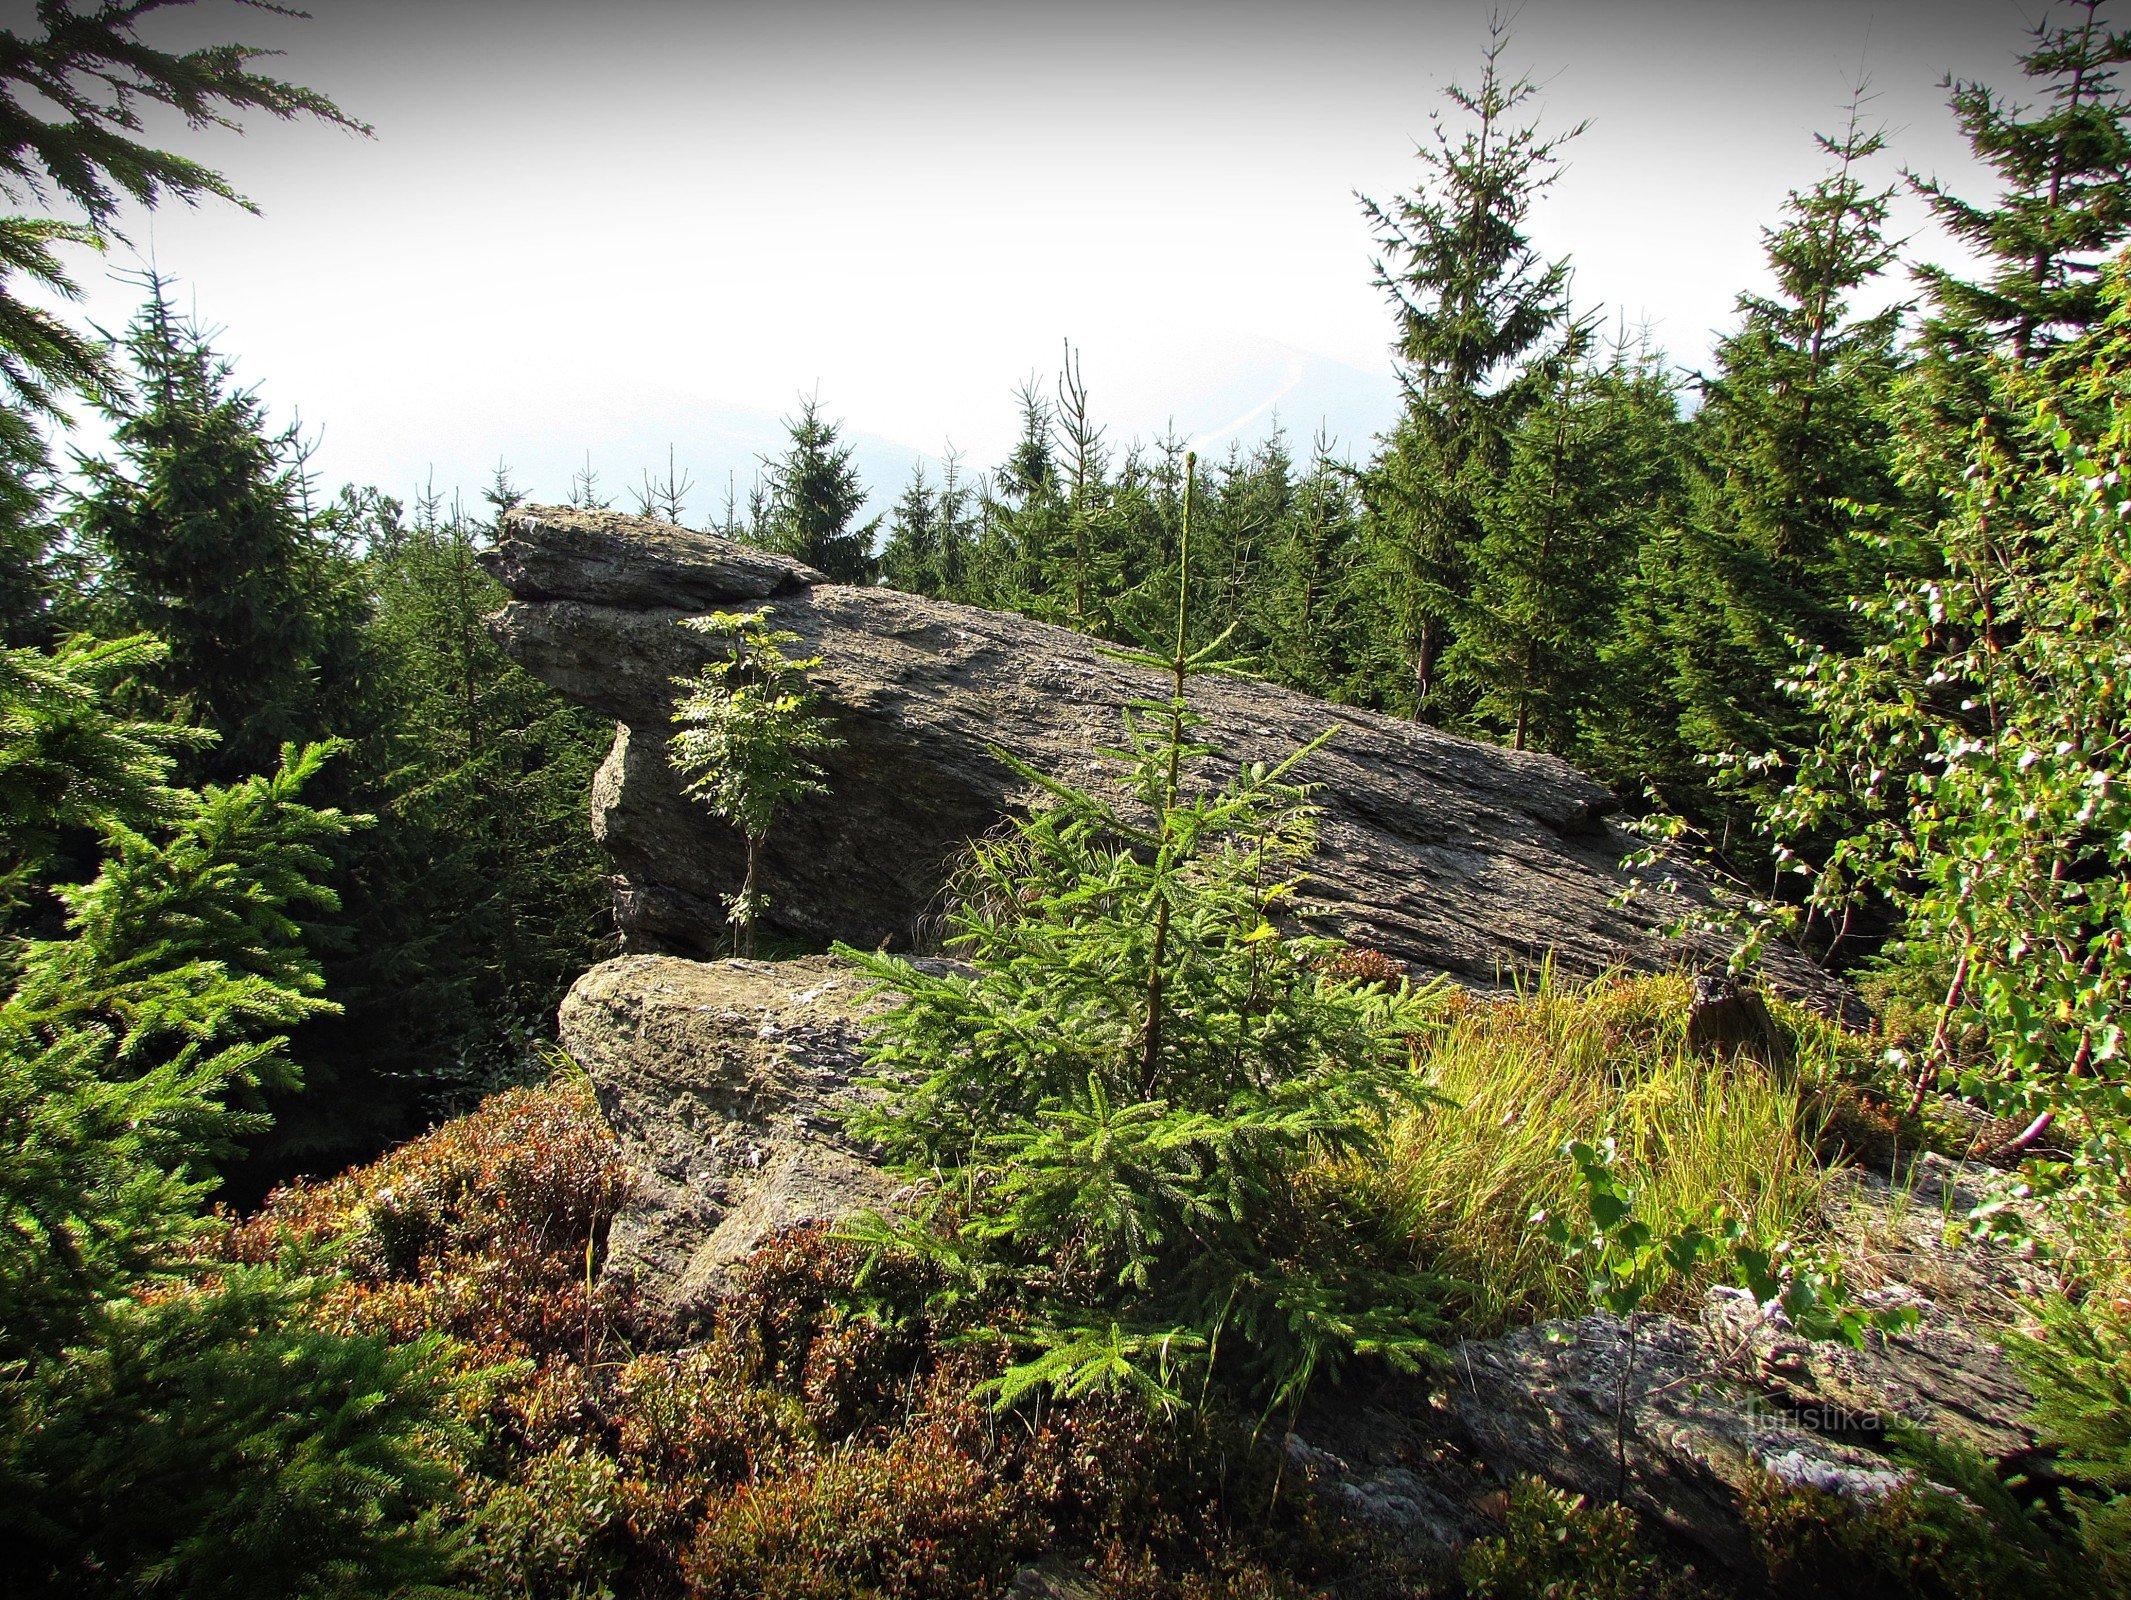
[14,0,2057,516]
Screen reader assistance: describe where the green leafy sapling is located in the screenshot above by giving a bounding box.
[840,454,1449,1414]
[1539,1136,1919,1344]
[1541,1138,1713,1319]
[1539,1137,1921,1495]
[667,608,839,956]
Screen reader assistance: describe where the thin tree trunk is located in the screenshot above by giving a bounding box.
[740,834,761,958]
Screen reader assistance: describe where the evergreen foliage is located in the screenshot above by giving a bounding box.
[1911,0,2131,371]
[0,0,363,644]
[1447,335,1682,755]
[1612,104,1905,838]
[755,396,879,583]
[75,276,368,786]
[7,5,2131,1590]
[4,1271,463,1600]
[0,630,200,927]
[341,478,612,1107]
[1357,14,1580,715]
[0,639,351,1346]
[0,641,462,1596]
[843,460,1446,1411]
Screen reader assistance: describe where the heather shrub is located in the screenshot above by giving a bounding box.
[219,1077,633,1364]
[467,1444,630,1600]
[682,1409,1046,1600]
[1740,1436,2089,1600]
[196,1082,1422,1599]
[1459,1477,1654,1600]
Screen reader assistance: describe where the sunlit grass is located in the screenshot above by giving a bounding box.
[1348,968,1861,1337]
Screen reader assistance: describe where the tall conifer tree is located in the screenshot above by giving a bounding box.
[74,279,364,786]
[878,461,943,594]
[0,2,361,645]
[1676,104,1905,791]
[1450,332,1681,755]
[1358,16,1579,716]
[1248,435,1373,701]
[1911,0,2131,372]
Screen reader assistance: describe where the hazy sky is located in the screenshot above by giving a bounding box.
[18,0,2062,514]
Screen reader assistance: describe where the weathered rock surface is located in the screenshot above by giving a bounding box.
[558,953,902,1331]
[1701,1284,2037,1462]
[487,505,1841,1003]
[1441,1312,1911,1573]
[1828,1151,2061,1328]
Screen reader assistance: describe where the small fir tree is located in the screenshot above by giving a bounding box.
[842,455,1446,1412]
[877,460,943,595]
[0,636,462,1598]
[632,443,696,523]
[756,396,879,583]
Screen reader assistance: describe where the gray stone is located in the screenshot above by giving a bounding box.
[1443,1312,1911,1574]
[1701,1284,2037,1461]
[558,952,901,1331]
[1825,1151,2062,1329]
[487,505,1845,1009]
[486,507,824,608]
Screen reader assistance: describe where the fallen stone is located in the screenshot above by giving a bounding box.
[486,505,1846,1009]
[1686,972,1783,1063]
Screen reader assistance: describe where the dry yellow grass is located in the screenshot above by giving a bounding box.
[1350,969,1855,1336]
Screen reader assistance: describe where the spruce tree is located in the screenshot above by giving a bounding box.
[878,461,943,594]
[631,444,696,523]
[74,278,365,786]
[1054,344,1115,628]
[348,481,610,1103]
[982,382,1070,618]
[1247,435,1373,701]
[757,395,878,583]
[1357,16,1579,716]
[0,638,461,1597]
[1449,331,1681,755]
[1910,0,2131,371]
[842,455,1445,1411]
[1627,103,1907,826]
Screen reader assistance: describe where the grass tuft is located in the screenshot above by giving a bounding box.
[1355,969,1848,1334]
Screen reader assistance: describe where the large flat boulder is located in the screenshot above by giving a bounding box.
[488,505,1837,1002]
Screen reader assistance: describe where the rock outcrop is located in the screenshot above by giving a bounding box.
[486,505,1840,1002]
[558,953,903,1331]
[562,947,2043,1587]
